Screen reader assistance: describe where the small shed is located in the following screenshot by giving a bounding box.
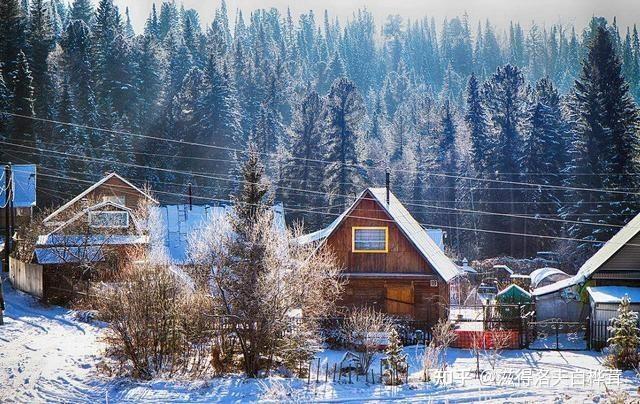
[587,286,640,323]
[496,284,532,319]
[496,284,532,305]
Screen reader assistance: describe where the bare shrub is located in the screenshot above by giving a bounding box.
[422,319,456,381]
[92,259,215,379]
[342,306,392,375]
[484,330,512,371]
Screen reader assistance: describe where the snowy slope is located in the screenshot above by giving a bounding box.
[1,279,639,403]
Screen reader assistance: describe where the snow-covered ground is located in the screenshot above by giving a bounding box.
[1,279,638,403]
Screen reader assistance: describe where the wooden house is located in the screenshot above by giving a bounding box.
[533,210,640,322]
[26,173,156,303]
[42,172,156,227]
[298,188,460,325]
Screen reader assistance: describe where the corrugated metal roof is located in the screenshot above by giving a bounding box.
[153,203,286,265]
[587,286,640,304]
[533,211,640,297]
[296,188,460,282]
[0,164,36,208]
[35,246,105,264]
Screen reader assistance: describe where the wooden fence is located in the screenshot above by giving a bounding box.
[9,258,43,298]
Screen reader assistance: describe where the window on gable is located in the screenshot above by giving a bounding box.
[102,195,126,205]
[352,227,388,253]
[89,211,129,228]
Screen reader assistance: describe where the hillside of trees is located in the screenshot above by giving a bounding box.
[1,0,639,262]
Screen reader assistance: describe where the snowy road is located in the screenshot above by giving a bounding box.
[1,279,639,403]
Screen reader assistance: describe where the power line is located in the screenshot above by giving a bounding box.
[8,143,632,230]
[33,169,640,248]
[4,111,640,196]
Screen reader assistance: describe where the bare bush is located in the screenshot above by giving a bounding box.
[422,318,456,381]
[92,259,215,379]
[484,331,512,371]
[342,306,392,375]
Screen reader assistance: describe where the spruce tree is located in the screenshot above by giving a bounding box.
[70,0,93,25]
[0,0,26,84]
[383,328,407,385]
[607,295,640,370]
[281,91,326,228]
[323,77,367,211]
[11,50,35,157]
[482,64,527,257]
[565,25,640,259]
[436,100,459,248]
[465,73,489,173]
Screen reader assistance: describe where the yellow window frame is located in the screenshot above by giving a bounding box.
[352,226,389,253]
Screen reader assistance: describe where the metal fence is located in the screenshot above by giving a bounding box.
[526,320,588,350]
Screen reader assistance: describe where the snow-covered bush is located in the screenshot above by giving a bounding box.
[606,295,640,370]
[382,328,408,385]
[342,306,392,375]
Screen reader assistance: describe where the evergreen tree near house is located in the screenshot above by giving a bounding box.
[383,328,407,385]
[436,100,459,248]
[607,295,640,370]
[323,77,367,211]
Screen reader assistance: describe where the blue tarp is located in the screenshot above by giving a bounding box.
[0,164,36,208]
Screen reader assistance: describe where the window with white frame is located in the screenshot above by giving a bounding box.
[102,195,126,205]
[352,227,388,252]
[89,211,129,228]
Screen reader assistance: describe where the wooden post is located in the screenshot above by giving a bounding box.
[333,363,337,382]
[307,361,311,384]
[371,368,374,384]
[316,358,320,383]
[325,363,328,383]
[555,322,559,350]
[348,369,351,384]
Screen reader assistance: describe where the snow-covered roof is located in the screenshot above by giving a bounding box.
[529,267,568,288]
[534,211,640,297]
[493,264,514,275]
[43,172,157,224]
[48,200,138,235]
[587,286,640,304]
[154,203,286,265]
[497,283,531,298]
[35,246,105,265]
[0,164,36,208]
[296,188,461,282]
[37,234,148,247]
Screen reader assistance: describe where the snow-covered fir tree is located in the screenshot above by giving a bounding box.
[607,295,640,370]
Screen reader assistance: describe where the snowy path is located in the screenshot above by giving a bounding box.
[1,279,639,403]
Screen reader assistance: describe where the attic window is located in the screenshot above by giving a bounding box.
[89,211,129,228]
[103,195,125,205]
[352,227,388,253]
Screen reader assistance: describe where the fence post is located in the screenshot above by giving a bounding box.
[371,368,374,385]
[308,361,312,384]
[325,363,328,383]
[333,363,337,382]
[555,322,559,350]
[586,317,591,350]
[316,358,320,383]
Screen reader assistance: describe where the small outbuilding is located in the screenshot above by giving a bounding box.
[496,284,532,320]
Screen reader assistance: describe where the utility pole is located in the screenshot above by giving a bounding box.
[1,163,10,325]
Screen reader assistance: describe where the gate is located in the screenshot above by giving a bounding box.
[526,320,588,350]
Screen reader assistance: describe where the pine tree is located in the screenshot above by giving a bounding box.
[465,73,489,173]
[0,0,26,84]
[383,328,407,385]
[70,0,93,25]
[232,145,272,231]
[28,0,54,119]
[520,78,565,255]
[323,78,367,211]
[436,100,459,248]
[607,295,640,370]
[281,91,326,228]
[482,64,527,257]
[11,50,35,158]
[565,25,640,259]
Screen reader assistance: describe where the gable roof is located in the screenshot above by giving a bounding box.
[297,188,460,282]
[0,164,36,208]
[43,172,158,224]
[497,284,532,299]
[47,200,140,235]
[533,211,640,297]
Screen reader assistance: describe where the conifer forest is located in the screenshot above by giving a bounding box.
[1,0,640,262]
